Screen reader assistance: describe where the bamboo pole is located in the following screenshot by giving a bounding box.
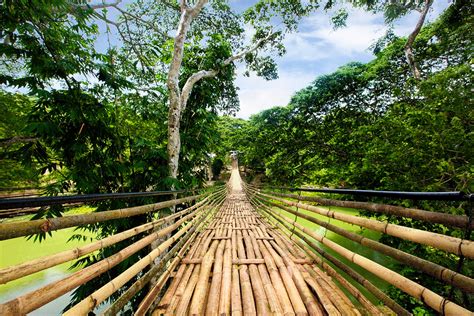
[137,201,224,316]
[248,231,284,315]
[231,230,243,315]
[266,190,472,229]
[261,238,308,315]
[206,239,225,315]
[174,230,216,315]
[189,240,219,315]
[264,228,339,316]
[261,197,474,293]
[0,198,209,315]
[256,238,295,315]
[162,241,205,314]
[106,230,198,316]
[0,193,205,240]
[253,190,474,259]
[219,239,232,315]
[250,196,407,316]
[176,264,202,316]
[236,229,257,315]
[159,228,212,314]
[254,208,365,316]
[242,229,271,315]
[0,194,220,284]
[302,265,359,316]
[270,240,323,316]
[259,199,472,315]
[64,210,210,315]
[298,266,342,316]
[103,197,225,316]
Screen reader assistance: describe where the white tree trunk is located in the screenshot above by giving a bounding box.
[166,2,271,184]
[167,99,182,181]
[166,0,209,182]
[404,0,432,80]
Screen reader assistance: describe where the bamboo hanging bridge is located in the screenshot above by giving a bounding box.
[0,162,473,315]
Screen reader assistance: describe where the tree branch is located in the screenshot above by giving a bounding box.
[0,136,38,147]
[79,0,122,10]
[180,69,218,113]
[110,3,170,39]
[180,30,275,113]
[190,0,209,17]
[404,0,432,80]
[91,11,122,28]
[223,30,274,66]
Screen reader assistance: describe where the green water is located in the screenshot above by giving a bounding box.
[0,207,97,315]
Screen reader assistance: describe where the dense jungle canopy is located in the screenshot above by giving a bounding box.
[0,0,472,314]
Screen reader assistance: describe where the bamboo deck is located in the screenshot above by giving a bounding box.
[152,169,368,316]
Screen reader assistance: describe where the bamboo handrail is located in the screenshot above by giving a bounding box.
[0,197,214,315]
[258,195,474,293]
[64,197,222,315]
[249,196,403,315]
[255,195,471,315]
[0,193,208,240]
[266,190,472,229]
[0,192,224,284]
[251,189,474,259]
[133,197,225,316]
[102,195,226,316]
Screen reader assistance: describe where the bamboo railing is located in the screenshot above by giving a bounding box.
[244,184,473,315]
[0,186,226,315]
[257,195,474,293]
[1,169,472,315]
[267,190,472,229]
[253,190,474,259]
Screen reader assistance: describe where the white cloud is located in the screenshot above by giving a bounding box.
[283,8,386,62]
[234,3,451,119]
[235,69,314,119]
[235,8,386,119]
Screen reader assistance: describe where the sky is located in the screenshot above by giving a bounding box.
[95,1,450,119]
[232,1,450,119]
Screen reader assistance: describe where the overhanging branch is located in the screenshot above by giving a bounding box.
[179,30,276,112]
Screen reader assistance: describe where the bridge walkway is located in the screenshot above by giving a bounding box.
[151,168,368,316]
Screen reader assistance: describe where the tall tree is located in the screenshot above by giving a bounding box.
[163,0,316,183]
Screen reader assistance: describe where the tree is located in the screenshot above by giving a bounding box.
[163,0,317,184]
[222,2,473,312]
[337,0,437,79]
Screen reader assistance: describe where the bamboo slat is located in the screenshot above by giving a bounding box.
[135,201,224,316]
[153,168,369,316]
[105,197,226,316]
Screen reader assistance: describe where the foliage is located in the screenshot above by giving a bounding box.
[0,0,236,311]
[0,92,39,187]
[216,1,473,313]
